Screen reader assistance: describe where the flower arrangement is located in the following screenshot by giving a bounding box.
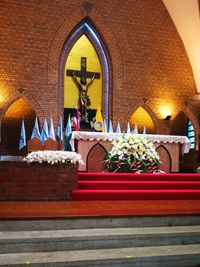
[104,134,160,173]
[23,150,84,166]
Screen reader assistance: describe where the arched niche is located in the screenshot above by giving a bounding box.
[130,107,156,134]
[170,111,188,136]
[156,145,171,173]
[1,98,36,155]
[61,19,110,124]
[87,143,107,172]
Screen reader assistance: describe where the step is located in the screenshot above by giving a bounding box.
[0,226,200,253]
[1,215,200,231]
[0,244,200,266]
[78,180,200,190]
[79,172,200,181]
[72,189,200,201]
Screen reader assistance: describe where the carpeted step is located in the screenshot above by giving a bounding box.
[78,180,200,190]
[79,172,200,181]
[72,189,200,201]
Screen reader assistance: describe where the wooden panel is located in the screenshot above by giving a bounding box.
[27,138,42,152]
[43,139,58,151]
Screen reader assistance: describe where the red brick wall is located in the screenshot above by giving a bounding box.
[1,0,200,152]
[0,161,78,200]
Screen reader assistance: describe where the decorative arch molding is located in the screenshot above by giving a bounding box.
[156,144,172,173]
[124,101,159,133]
[87,142,107,172]
[46,6,123,121]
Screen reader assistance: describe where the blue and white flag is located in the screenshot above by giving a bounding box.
[116,121,121,133]
[56,115,63,142]
[19,119,26,150]
[40,118,49,142]
[126,122,131,134]
[103,118,107,132]
[65,114,72,151]
[108,120,113,133]
[49,116,55,140]
[133,123,138,134]
[143,125,146,135]
[31,117,40,140]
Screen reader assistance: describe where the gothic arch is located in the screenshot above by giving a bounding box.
[60,19,110,122]
[156,145,172,173]
[1,98,36,155]
[46,6,123,122]
[0,94,43,145]
[171,105,199,150]
[181,105,199,150]
[87,143,107,172]
[124,101,159,133]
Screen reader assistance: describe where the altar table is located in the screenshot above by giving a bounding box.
[72,131,191,172]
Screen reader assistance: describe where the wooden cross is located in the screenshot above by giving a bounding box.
[66,57,100,79]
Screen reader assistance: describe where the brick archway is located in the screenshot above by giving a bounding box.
[1,98,36,155]
[46,7,123,123]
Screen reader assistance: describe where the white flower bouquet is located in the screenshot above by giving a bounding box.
[104,134,160,173]
[23,150,84,166]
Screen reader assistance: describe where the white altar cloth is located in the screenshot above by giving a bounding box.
[72,131,191,154]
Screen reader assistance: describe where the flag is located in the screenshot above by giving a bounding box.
[56,115,63,142]
[73,105,80,131]
[19,119,26,150]
[116,121,121,133]
[104,118,107,132]
[40,118,49,142]
[126,122,131,134]
[108,119,113,133]
[143,125,146,134]
[49,116,55,140]
[93,104,105,132]
[31,117,40,140]
[133,123,138,134]
[65,114,72,151]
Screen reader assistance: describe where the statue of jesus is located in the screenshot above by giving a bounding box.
[72,72,95,121]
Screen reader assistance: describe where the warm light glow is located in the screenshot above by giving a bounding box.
[0,82,10,106]
[159,105,172,119]
[162,0,200,93]
[130,107,155,134]
[4,98,33,119]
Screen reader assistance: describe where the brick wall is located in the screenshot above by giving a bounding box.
[0,161,78,200]
[1,0,200,153]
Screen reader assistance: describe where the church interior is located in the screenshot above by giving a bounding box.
[1,0,200,266]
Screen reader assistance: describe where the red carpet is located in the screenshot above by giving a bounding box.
[72,172,200,201]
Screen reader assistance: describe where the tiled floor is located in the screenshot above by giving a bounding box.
[0,199,200,219]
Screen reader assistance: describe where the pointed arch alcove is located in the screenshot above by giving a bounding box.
[129,107,156,134]
[171,111,188,137]
[87,143,107,172]
[171,110,198,150]
[156,145,172,173]
[1,98,36,155]
[60,19,110,126]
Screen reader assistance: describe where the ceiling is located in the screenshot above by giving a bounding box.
[162,0,200,93]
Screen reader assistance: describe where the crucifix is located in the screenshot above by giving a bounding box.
[66,57,100,122]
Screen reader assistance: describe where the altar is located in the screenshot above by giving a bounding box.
[72,131,191,173]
